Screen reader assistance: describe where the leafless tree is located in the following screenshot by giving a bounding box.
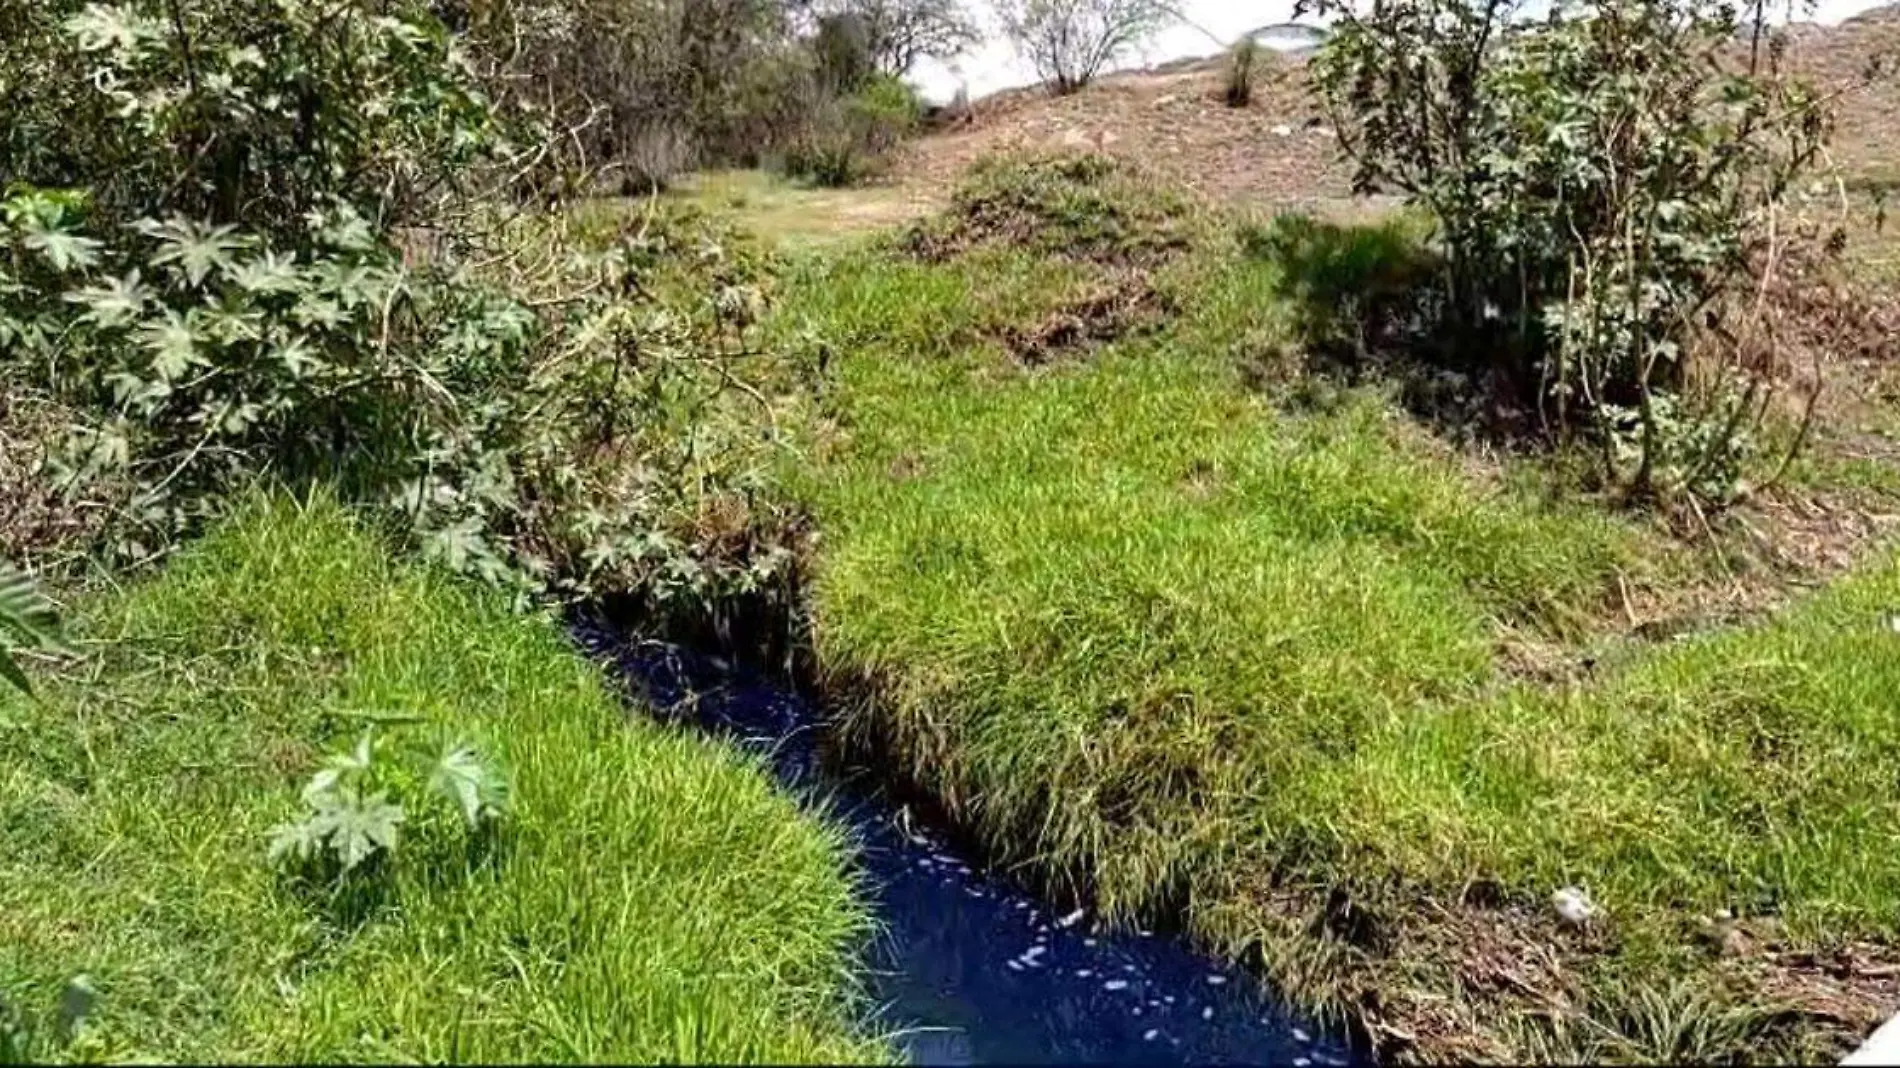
[825,0,981,76]
[996,0,1178,94]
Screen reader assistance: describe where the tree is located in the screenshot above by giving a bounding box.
[1302,0,1839,502]
[815,0,981,77]
[997,0,1177,95]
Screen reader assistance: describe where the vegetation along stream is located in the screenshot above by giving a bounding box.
[574,624,1357,1066]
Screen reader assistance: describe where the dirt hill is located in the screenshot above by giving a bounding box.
[889,10,1899,210]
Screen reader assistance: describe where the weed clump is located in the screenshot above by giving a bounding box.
[901,155,1199,265]
[994,271,1175,365]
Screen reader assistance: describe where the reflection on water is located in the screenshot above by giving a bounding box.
[576,626,1359,1066]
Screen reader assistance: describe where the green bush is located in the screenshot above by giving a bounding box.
[1306,0,1835,503]
[1243,212,1439,367]
[0,0,805,606]
[782,73,924,187]
[2,0,491,239]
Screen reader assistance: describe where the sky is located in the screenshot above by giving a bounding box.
[908,0,1894,103]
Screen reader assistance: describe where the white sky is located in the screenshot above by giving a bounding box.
[909,0,1893,103]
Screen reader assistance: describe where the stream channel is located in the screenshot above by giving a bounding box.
[575,625,1359,1066]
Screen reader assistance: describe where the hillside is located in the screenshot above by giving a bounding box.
[888,9,1898,211]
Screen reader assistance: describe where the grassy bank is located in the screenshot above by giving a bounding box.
[770,166,1900,1061]
[0,496,885,1064]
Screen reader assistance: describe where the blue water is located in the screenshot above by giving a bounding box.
[576,628,1355,1067]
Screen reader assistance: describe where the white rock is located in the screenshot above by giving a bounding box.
[1271,124,1294,137]
[1552,885,1597,925]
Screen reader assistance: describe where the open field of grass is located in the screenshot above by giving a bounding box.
[763,166,1900,1061]
[663,170,940,251]
[0,496,885,1064]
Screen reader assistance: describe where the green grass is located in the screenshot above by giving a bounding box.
[0,494,886,1064]
[662,170,938,251]
[772,225,1900,1060]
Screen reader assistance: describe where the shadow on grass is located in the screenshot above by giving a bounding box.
[1241,213,1543,443]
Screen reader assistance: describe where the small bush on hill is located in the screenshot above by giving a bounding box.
[1225,35,1261,107]
[1305,0,1843,504]
[903,155,1198,263]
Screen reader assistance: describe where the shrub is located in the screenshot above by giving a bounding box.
[782,72,924,187]
[1304,0,1841,503]
[902,155,1198,262]
[2,0,491,238]
[1226,35,1261,108]
[1,0,807,608]
[452,0,947,191]
[1244,212,1439,368]
[996,0,1178,95]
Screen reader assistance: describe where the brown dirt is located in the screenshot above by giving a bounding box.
[889,11,1898,214]
[895,54,1354,212]
[0,392,113,569]
[1233,873,1900,1064]
[992,271,1175,365]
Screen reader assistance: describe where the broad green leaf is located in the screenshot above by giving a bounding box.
[229,250,302,295]
[140,218,251,288]
[66,270,151,329]
[321,790,404,871]
[24,225,103,273]
[139,311,203,381]
[428,741,509,828]
[267,818,319,863]
[0,564,66,696]
[64,2,160,53]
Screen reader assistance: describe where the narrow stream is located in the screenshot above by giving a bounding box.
[575,626,1356,1066]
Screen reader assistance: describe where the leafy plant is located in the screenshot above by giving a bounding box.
[1303,0,1843,503]
[0,563,65,695]
[1,0,812,609]
[269,730,509,877]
